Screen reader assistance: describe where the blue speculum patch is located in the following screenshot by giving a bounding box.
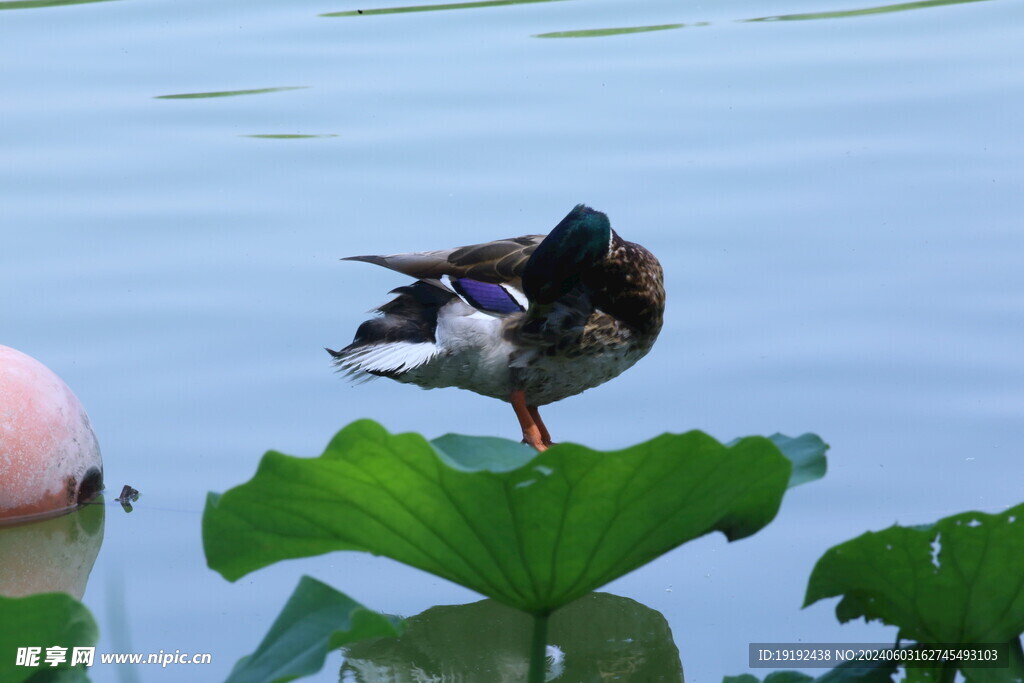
[452,278,524,314]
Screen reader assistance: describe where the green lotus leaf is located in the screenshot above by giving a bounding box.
[430,432,537,472]
[204,420,812,614]
[805,502,1024,644]
[226,576,402,683]
[0,593,97,682]
[961,638,1024,683]
[731,432,828,489]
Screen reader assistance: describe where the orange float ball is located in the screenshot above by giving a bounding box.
[0,345,103,522]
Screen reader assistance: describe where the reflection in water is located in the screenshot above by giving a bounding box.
[154,87,308,100]
[0,502,104,600]
[534,23,702,38]
[341,592,683,681]
[322,0,571,18]
[0,0,118,9]
[746,0,991,22]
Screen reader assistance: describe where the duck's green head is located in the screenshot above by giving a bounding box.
[523,204,612,304]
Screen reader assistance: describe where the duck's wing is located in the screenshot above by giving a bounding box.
[331,236,544,379]
[344,234,544,286]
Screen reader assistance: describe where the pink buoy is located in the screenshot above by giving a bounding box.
[0,345,103,522]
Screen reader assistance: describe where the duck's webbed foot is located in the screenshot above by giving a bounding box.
[527,405,553,447]
[510,389,551,451]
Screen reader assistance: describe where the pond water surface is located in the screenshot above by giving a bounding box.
[2,0,1023,680]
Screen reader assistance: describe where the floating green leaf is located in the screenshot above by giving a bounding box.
[0,593,97,682]
[154,87,307,100]
[204,420,815,614]
[226,576,402,683]
[0,0,116,9]
[745,0,990,22]
[534,23,688,39]
[805,502,1024,644]
[321,0,570,17]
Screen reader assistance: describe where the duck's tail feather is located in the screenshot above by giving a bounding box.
[328,280,455,379]
[327,341,438,379]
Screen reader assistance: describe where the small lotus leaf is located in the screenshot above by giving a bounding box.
[805,503,1024,644]
[226,576,402,683]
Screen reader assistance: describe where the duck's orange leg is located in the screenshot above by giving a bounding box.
[511,389,547,451]
[527,406,553,447]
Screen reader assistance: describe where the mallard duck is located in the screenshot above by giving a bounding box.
[327,204,665,451]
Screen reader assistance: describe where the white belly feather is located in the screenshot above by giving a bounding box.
[393,300,515,400]
[397,300,647,405]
